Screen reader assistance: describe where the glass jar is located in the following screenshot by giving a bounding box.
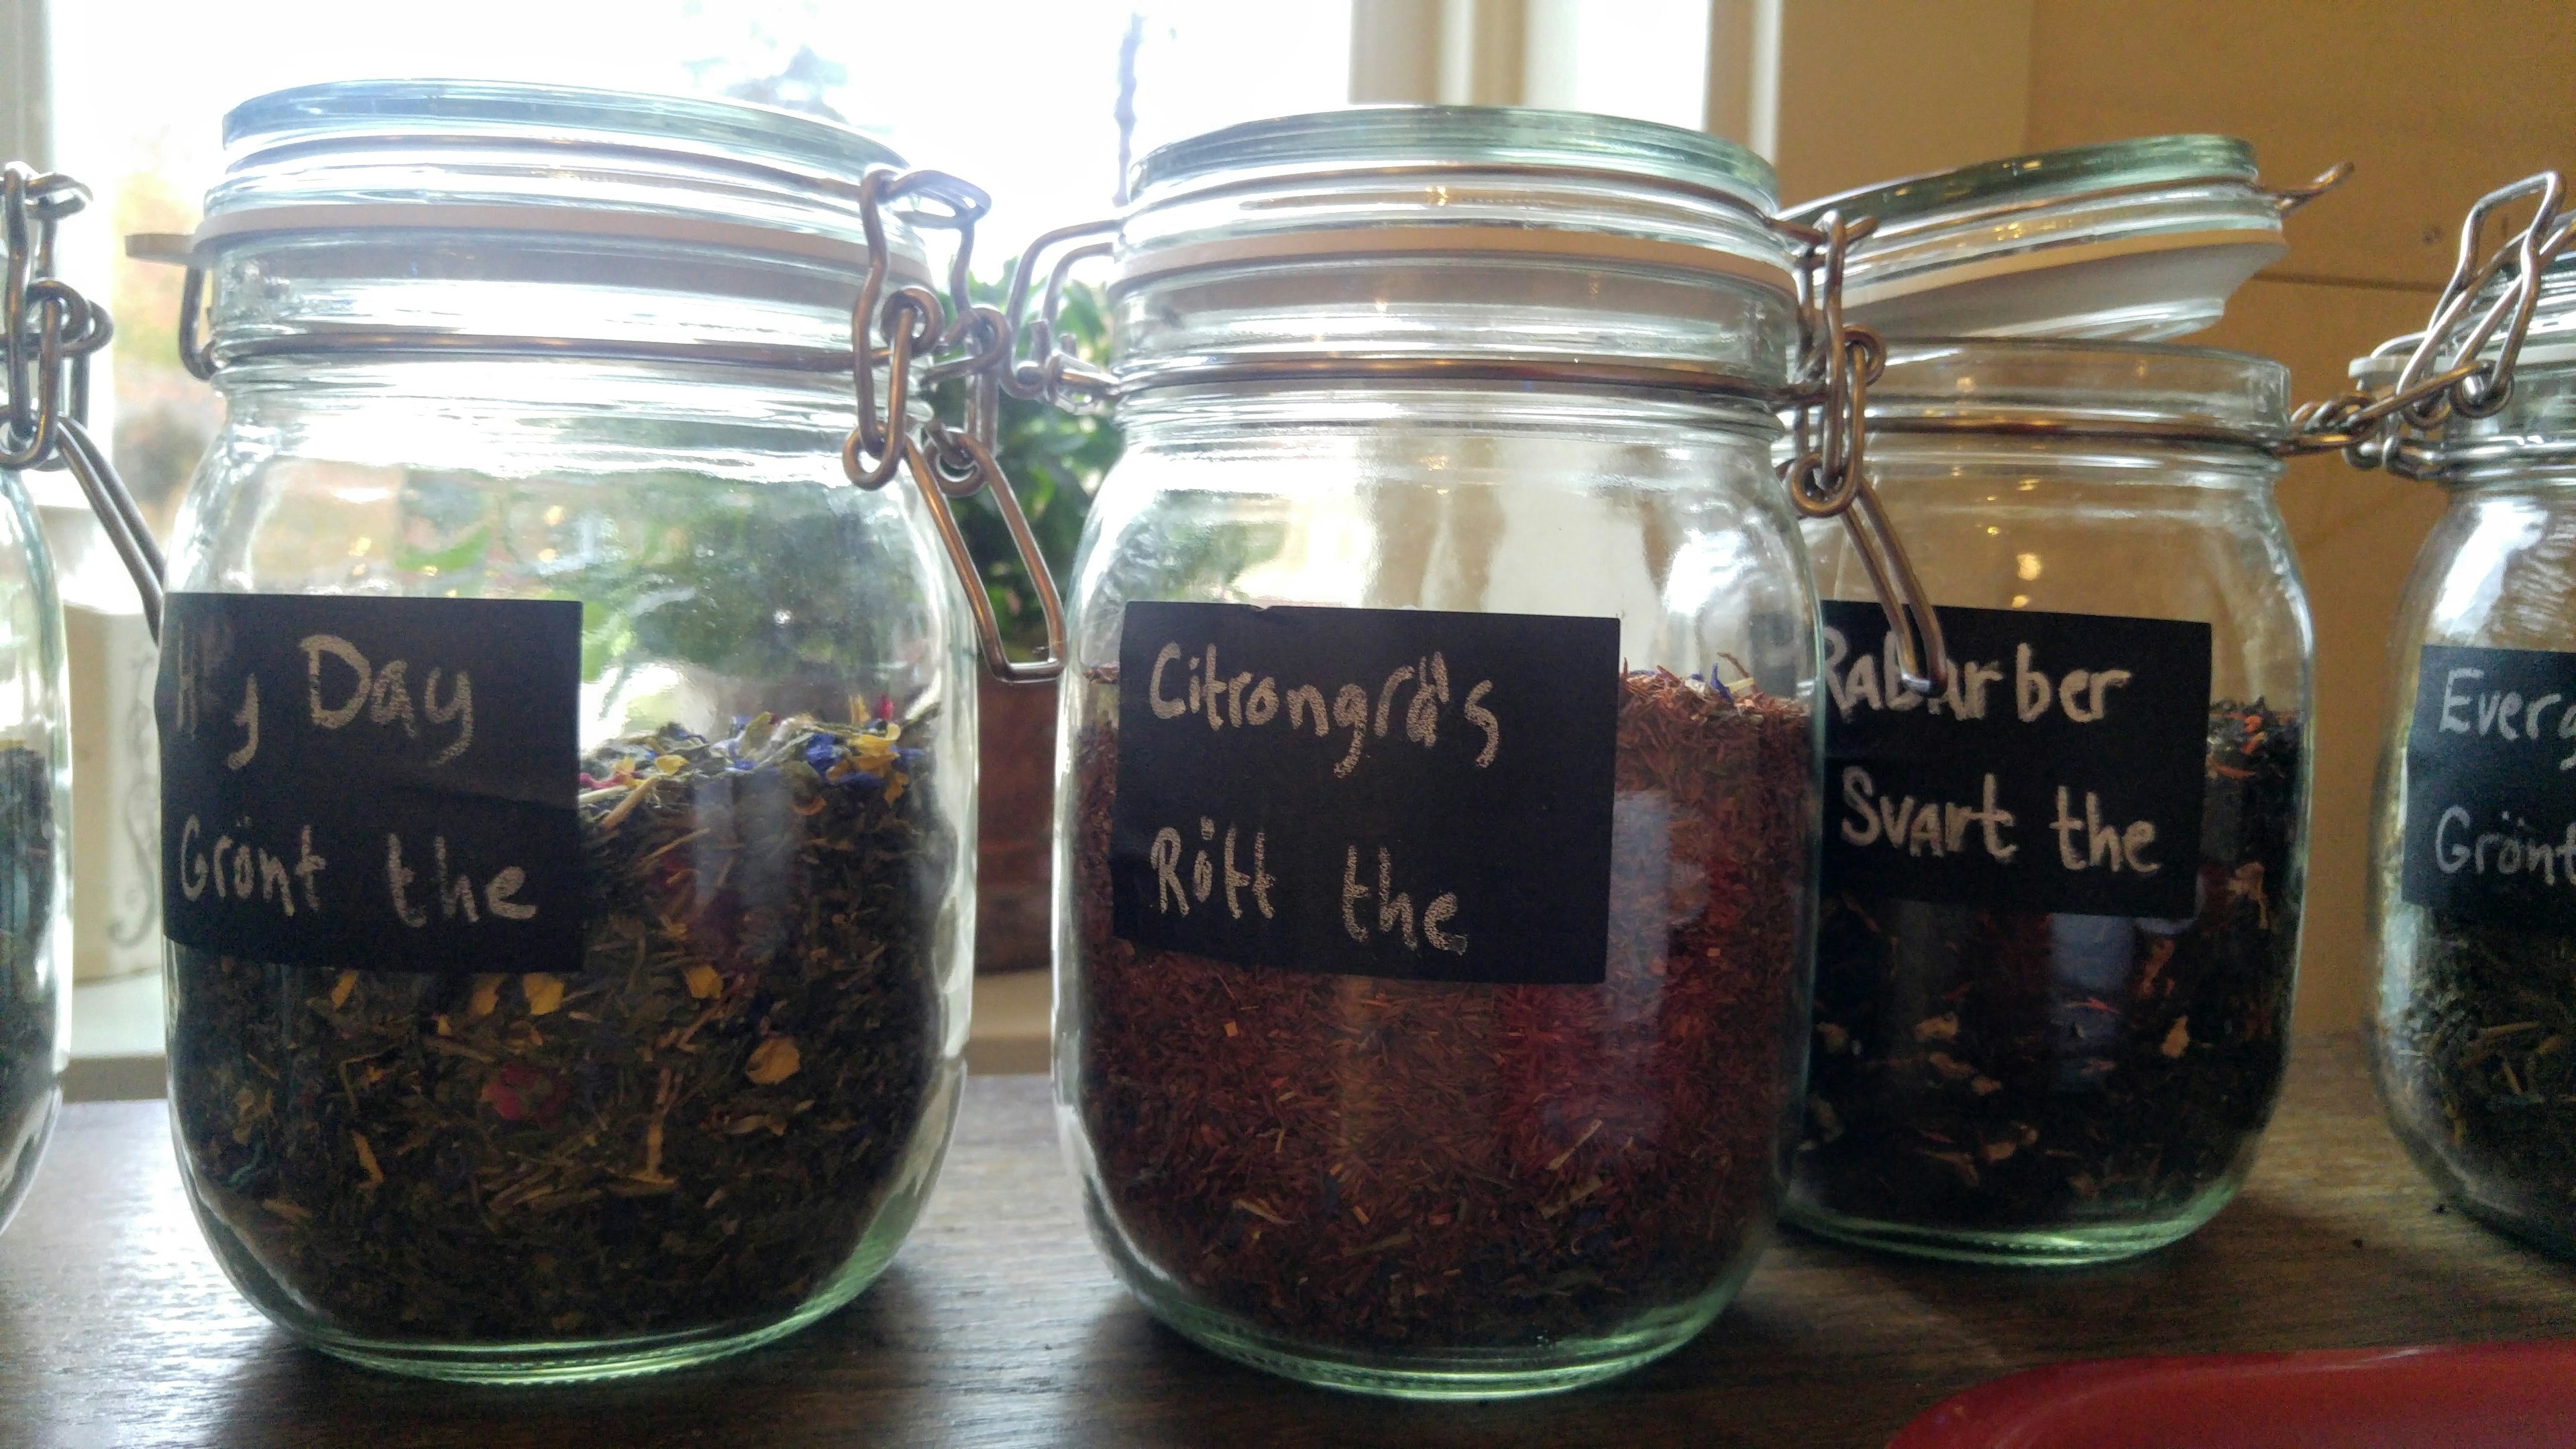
[0,461,67,1237]
[2367,243,2576,1259]
[1789,340,2313,1263]
[152,82,998,1381]
[1052,107,1829,1398]
[1786,136,2321,342]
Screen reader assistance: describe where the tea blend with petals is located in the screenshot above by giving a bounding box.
[0,744,59,1212]
[170,713,943,1341]
[1073,669,1810,1349]
[1794,703,2302,1235]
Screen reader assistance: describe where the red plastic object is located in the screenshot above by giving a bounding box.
[1888,1340,2576,1449]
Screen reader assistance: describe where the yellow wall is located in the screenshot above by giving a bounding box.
[1746,1,2576,1030]
[1389,0,2576,1030]
[2019,1,2576,1030]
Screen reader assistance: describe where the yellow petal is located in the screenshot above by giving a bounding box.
[329,971,358,1010]
[468,974,502,1018]
[683,963,723,1000]
[523,973,566,1016]
[745,1036,801,1085]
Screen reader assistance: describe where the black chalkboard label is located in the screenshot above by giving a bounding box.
[1110,601,1618,985]
[1821,600,2211,917]
[156,592,584,974]
[2401,644,2576,932]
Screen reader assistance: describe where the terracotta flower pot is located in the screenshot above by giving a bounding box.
[975,676,1059,973]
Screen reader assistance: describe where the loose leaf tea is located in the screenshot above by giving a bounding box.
[170,713,943,1341]
[0,743,58,1218]
[1073,669,1809,1349]
[2377,919,2576,1252]
[1794,703,2302,1236]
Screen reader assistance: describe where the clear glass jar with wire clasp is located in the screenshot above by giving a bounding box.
[0,166,87,1241]
[2365,220,2576,1262]
[0,427,66,1240]
[1045,106,1862,1399]
[1790,340,2314,1265]
[145,80,1051,1382]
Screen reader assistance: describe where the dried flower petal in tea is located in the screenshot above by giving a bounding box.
[169,714,946,1343]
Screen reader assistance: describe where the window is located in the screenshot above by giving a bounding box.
[36,0,1350,1062]
[50,0,1355,528]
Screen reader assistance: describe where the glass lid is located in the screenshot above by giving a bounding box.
[1108,106,1801,398]
[202,79,910,268]
[1132,104,1777,213]
[1796,136,2256,227]
[1114,105,1792,284]
[183,80,930,371]
[1785,136,2303,344]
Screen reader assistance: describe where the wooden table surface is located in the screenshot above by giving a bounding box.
[4,1034,2573,1449]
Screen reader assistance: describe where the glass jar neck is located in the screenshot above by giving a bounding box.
[202,234,873,375]
[1109,257,1797,400]
[212,355,861,483]
[1865,429,2286,489]
[2406,362,2576,485]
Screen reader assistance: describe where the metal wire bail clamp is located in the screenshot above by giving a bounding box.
[1776,207,1951,697]
[1,162,165,638]
[841,166,1069,685]
[999,219,1117,410]
[2284,170,2573,472]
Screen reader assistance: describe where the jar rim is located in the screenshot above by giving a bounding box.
[1867,337,2290,447]
[1128,104,1778,213]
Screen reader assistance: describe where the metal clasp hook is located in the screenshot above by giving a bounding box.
[3,162,164,637]
[1775,207,1950,696]
[841,166,1068,684]
[2289,170,2571,471]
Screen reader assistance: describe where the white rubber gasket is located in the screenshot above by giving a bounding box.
[1110,223,1797,296]
[191,201,927,279]
[1844,228,2285,309]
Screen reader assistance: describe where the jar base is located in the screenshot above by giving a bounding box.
[2447,1194,2576,1265]
[0,1085,60,1239]
[200,1159,938,1385]
[1784,1187,2235,1267]
[1090,1204,1754,1401]
[290,1242,897,1385]
[1131,1283,1723,1400]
